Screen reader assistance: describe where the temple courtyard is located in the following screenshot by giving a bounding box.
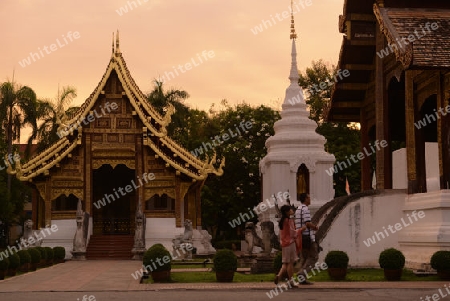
[0,260,449,301]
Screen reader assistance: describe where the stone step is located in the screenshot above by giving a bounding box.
[86,235,134,259]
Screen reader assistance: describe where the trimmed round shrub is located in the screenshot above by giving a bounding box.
[213,249,237,272]
[28,248,42,264]
[17,250,31,264]
[44,247,54,260]
[143,244,171,272]
[8,253,21,269]
[148,243,165,250]
[325,250,349,269]
[430,251,450,271]
[53,247,66,260]
[0,257,9,271]
[35,246,47,260]
[379,248,405,270]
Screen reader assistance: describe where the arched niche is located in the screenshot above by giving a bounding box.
[296,163,309,200]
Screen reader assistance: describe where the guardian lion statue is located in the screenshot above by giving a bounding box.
[244,222,263,255]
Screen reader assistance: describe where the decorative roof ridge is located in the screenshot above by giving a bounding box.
[9,131,82,181]
[22,136,69,167]
[114,52,165,121]
[161,135,210,169]
[373,3,413,68]
[143,137,205,180]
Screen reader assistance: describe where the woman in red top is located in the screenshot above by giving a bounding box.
[274,205,305,286]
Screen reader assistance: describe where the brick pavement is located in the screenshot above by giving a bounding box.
[0,260,447,292]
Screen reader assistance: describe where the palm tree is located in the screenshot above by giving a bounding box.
[147,80,190,145]
[28,86,78,153]
[0,80,38,199]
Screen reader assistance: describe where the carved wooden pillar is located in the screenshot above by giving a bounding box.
[85,134,92,213]
[136,134,144,212]
[375,26,391,189]
[175,176,182,227]
[45,179,51,226]
[405,70,424,194]
[195,182,202,228]
[31,188,38,230]
[439,72,450,189]
[360,109,372,190]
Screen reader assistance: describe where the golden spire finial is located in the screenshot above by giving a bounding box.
[116,30,120,53]
[290,0,297,40]
[112,32,115,54]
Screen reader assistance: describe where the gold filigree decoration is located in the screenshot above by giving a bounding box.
[200,152,226,177]
[51,188,83,201]
[92,159,135,170]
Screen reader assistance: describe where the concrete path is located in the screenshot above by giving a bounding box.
[0,260,448,292]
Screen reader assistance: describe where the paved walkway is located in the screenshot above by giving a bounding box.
[0,260,448,292]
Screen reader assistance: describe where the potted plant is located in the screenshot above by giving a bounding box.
[28,248,41,271]
[213,249,238,282]
[143,244,171,282]
[0,257,9,280]
[7,253,20,277]
[44,247,54,266]
[17,250,31,273]
[379,248,405,281]
[53,247,66,263]
[325,250,349,280]
[430,250,450,280]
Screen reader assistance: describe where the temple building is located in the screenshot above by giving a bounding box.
[9,33,224,259]
[322,0,450,268]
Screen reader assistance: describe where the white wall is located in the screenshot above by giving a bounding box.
[320,191,404,267]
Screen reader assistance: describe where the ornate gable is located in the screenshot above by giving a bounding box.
[10,32,224,182]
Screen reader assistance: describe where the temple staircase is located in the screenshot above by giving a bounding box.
[86,235,134,260]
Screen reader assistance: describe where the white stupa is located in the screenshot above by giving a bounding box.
[258,7,335,223]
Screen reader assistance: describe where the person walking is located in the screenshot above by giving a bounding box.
[295,193,319,285]
[274,205,305,287]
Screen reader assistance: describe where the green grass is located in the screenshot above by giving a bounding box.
[144,268,442,283]
[171,263,213,269]
[304,269,441,282]
[144,271,274,283]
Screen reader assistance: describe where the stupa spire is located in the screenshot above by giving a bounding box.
[290,0,297,40]
[288,0,299,88]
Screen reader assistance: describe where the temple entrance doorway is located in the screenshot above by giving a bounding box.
[92,164,136,235]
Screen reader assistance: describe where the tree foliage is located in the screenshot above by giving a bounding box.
[199,103,280,240]
[28,86,78,154]
[298,60,361,196]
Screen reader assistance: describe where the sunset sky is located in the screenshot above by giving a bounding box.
[0,0,344,113]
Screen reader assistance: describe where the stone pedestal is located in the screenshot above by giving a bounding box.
[399,190,450,270]
[132,247,145,260]
[250,255,276,274]
[71,251,86,260]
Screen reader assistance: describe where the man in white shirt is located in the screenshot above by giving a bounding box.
[294,193,319,284]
